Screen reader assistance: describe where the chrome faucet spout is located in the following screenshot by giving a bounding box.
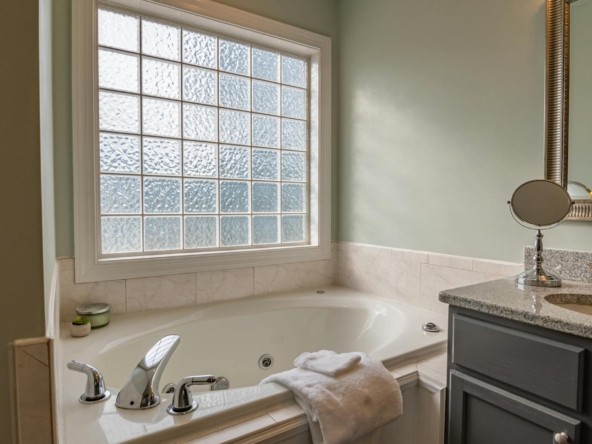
[116,334,180,410]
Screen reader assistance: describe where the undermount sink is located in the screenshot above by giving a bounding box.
[545,294,592,316]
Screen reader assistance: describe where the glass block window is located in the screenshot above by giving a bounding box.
[97,8,309,255]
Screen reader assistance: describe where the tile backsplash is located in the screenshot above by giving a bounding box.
[58,241,526,321]
[336,243,523,315]
[58,244,336,322]
[524,247,592,283]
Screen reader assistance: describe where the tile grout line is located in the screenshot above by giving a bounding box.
[17,346,50,368]
[419,262,423,302]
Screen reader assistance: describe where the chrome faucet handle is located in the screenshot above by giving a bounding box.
[116,334,180,410]
[167,375,217,415]
[162,383,176,394]
[67,360,111,404]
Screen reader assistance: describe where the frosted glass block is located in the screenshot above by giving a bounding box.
[100,175,141,214]
[142,58,180,99]
[183,142,217,177]
[219,39,249,76]
[220,216,250,246]
[99,91,139,133]
[219,110,250,145]
[185,216,217,249]
[142,19,180,61]
[219,74,250,111]
[101,216,142,254]
[252,148,279,180]
[253,182,279,213]
[142,98,180,138]
[282,86,307,120]
[252,48,279,82]
[144,178,181,213]
[252,115,279,148]
[282,183,305,213]
[184,179,217,213]
[282,119,306,151]
[100,133,140,174]
[183,104,218,142]
[183,29,217,69]
[183,66,217,105]
[98,9,139,52]
[144,216,181,251]
[282,151,306,182]
[253,216,279,245]
[142,137,181,176]
[252,81,279,115]
[220,145,249,179]
[282,215,305,243]
[99,49,139,93]
[282,55,307,88]
[220,181,250,213]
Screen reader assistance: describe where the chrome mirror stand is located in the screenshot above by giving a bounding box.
[515,230,562,288]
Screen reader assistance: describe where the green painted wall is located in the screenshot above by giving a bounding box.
[53,0,592,263]
[0,0,47,439]
[53,0,73,258]
[52,0,340,258]
[338,0,592,263]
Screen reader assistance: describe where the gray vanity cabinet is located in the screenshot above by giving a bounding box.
[445,306,592,444]
[448,371,580,443]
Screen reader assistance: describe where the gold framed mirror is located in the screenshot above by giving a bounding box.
[545,0,592,220]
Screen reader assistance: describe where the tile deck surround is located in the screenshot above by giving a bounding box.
[14,338,53,444]
[182,349,447,443]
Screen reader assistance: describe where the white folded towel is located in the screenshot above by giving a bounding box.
[294,350,361,377]
[261,352,403,444]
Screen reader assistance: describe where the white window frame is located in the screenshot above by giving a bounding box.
[73,0,331,283]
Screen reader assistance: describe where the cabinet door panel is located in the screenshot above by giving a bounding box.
[448,371,580,444]
[452,314,584,410]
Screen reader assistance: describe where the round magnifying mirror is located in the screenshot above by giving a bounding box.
[509,180,572,287]
[511,180,572,227]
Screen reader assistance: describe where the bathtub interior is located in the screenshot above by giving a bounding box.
[90,302,404,391]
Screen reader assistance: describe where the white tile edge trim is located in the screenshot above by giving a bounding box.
[45,259,60,339]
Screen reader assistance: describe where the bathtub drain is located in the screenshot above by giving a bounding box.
[259,354,274,369]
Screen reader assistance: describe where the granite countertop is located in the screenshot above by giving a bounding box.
[439,278,592,339]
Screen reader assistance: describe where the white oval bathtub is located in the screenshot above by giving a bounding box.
[56,285,447,443]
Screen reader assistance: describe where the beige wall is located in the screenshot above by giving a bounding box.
[0,0,47,440]
[338,0,592,263]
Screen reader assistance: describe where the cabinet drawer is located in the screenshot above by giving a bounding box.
[452,314,585,410]
[448,370,581,444]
